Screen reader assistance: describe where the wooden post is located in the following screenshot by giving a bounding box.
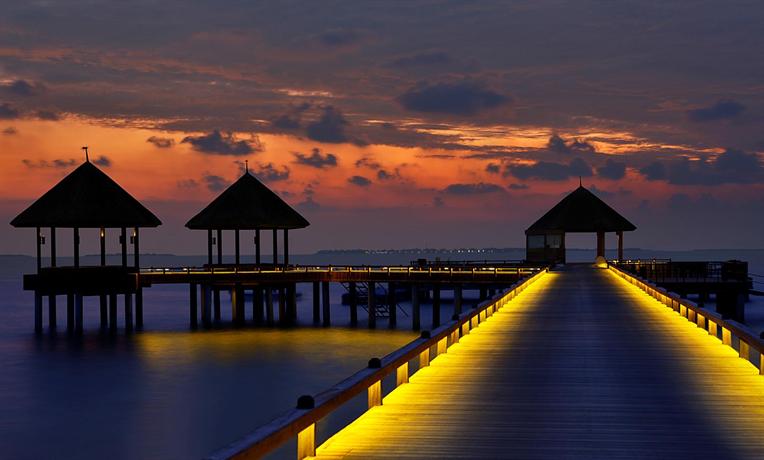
[278,286,286,326]
[368,381,382,408]
[120,227,127,267]
[454,285,462,317]
[214,288,221,322]
[739,339,750,361]
[283,229,289,268]
[297,424,315,460]
[201,285,211,328]
[99,295,107,329]
[255,229,260,266]
[35,227,41,272]
[235,229,240,266]
[312,282,320,324]
[190,283,198,329]
[48,295,57,330]
[265,288,274,325]
[100,227,106,266]
[349,282,358,326]
[109,293,117,333]
[253,288,264,324]
[235,284,245,325]
[388,282,396,328]
[66,293,74,333]
[73,227,80,268]
[419,347,430,368]
[617,231,624,261]
[135,288,143,329]
[133,227,140,269]
[50,226,56,267]
[596,230,605,259]
[322,281,331,327]
[412,284,420,330]
[432,284,441,328]
[368,281,376,329]
[207,229,213,265]
[396,362,409,386]
[272,229,278,266]
[124,294,133,332]
[34,291,42,334]
[290,284,298,324]
[216,229,223,264]
[74,294,83,335]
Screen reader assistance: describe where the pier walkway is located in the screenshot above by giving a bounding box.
[310,265,764,459]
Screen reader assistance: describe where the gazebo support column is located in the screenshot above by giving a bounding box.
[35,227,41,272]
[50,227,56,267]
[120,227,127,267]
[100,228,106,265]
[49,227,57,329]
[133,227,140,269]
[255,229,261,266]
[100,228,107,328]
[235,229,240,266]
[617,231,624,261]
[272,229,278,267]
[73,227,80,268]
[207,230,213,266]
[596,231,605,259]
[216,229,222,265]
[283,229,289,268]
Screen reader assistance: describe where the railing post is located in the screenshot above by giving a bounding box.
[367,380,382,409]
[722,327,732,346]
[739,339,750,361]
[297,424,315,460]
[396,362,409,386]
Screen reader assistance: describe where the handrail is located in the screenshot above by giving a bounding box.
[205,268,548,460]
[138,264,544,277]
[609,265,764,374]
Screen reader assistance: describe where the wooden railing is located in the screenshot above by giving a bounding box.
[613,259,749,283]
[141,264,542,277]
[609,265,764,373]
[204,268,548,460]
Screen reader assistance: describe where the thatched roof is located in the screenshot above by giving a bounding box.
[526,185,636,234]
[11,161,161,228]
[186,172,309,230]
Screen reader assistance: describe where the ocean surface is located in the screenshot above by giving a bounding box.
[0,248,763,459]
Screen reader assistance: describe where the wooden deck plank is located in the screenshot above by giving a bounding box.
[311,265,764,459]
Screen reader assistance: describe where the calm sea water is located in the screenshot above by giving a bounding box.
[1,248,762,459]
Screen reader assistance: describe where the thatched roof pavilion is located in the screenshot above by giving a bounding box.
[11,157,161,271]
[186,168,309,267]
[525,185,636,264]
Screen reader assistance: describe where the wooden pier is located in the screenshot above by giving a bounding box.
[208,264,764,459]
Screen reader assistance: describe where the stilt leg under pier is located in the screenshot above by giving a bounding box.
[479,287,487,301]
[135,288,143,329]
[349,282,358,327]
[236,284,245,325]
[454,285,463,317]
[368,281,376,329]
[322,282,331,327]
[109,293,118,333]
[201,285,211,328]
[312,282,320,324]
[74,294,83,335]
[288,284,297,325]
[48,295,57,330]
[388,282,396,328]
[66,293,74,334]
[412,285,420,331]
[190,283,198,330]
[278,287,286,326]
[266,289,274,326]
[124,294,133,333]
[100,295,107,329]
[34,291,43,334]
[213,289,221,323]
[432,285,441,328]
[253,288,264,324]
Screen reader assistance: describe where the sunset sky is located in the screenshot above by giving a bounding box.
[1,1,763,255]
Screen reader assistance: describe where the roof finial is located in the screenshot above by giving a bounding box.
[245,159,248,174]
[82,146,89,162]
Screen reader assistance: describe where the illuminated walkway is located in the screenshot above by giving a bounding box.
[313,265,764,459]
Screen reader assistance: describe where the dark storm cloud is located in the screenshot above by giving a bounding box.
[293,148,338,169]
[508,158,593,181]
[2,127,17,135]
[639,149,764,185]
[398,81,510,116]
[181,130,261,155]
[377,169,398,180]
[91,155,112,167]
[203,174,229,192]
[270,103,311,131]
[687,100,746,122]
[443,182,505,195]
[2,79,46,97]
[547,134,596,154]
[485,162,501,174]
[597,159,626,180]
[0,103,20,119]
[305,106,348,143]
[355,157,381,170]
[348,175,371,187]
[255,163,290,182]
[21,158,77,169]
[35,110,60,121]
[388,52,453,69]
[147,136,175,148]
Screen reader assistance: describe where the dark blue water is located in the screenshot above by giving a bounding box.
[0,248,761,459]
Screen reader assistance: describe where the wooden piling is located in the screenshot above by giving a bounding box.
[201,285,212,328]
[349,281,358,326]
[66,293,74,334]
[190,283,198,329]
[321,282,331,327]
[412,285,421,330]
[109,293,117,332]
[288,284,297,324]
[454,285,463,316]
[99,295,107,329]
[48,295,57,330]
[368,281,376,329]
[432,285,441,328]
[312,282,321,324]
[266,288,275,326]
[278,286,286,326]
[74,294,83,335]
[135,288,143,329]
[34,291,42,334]
[124,293,133,332]
[253,288,264,324]
[388,282,397,328]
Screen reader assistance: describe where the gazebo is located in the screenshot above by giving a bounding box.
[525,184,636,264]
[11,154,162,333]
[185,167,309,268]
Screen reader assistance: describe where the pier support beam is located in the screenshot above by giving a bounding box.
[66,293,74,334]
[278,286,286,326]
[201,285,211,328]
[349,282,358,326]
[287,284,297,325]
[190,283,198,329]
[412,284,421,330]
[432,285,441,328]
[75,294,83,335]
[253,288,264,324]
[388,282,397,328]
[100,295,107,329]
[214,289,221,323]
[312,282,320,324]
[124,294,133,333]
[266,288,275,325]
[617,231,624,261]
[321,282,331,327]
[34,291,43,334]
[48,295,57,330]
[454,285,462,317]
[233,284,245,326]
[135,288,143,329]
[368,281,376,329]
[109,293,118,333]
